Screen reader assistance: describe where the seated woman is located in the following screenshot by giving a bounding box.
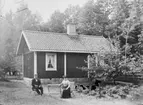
[60,75,71,98]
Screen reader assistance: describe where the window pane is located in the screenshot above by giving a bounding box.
[47,55,54,68]
[46,53,57,71]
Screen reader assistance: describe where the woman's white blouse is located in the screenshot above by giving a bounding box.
[61,80,70,87]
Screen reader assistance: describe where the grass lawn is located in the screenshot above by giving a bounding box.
[0,80,140,105]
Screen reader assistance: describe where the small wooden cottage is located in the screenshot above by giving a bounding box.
[16,24,115,81]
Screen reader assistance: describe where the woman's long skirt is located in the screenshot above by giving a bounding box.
[61,88,71,98]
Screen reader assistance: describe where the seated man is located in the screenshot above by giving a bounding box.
[32,74,43,95]
[60,75,71,98]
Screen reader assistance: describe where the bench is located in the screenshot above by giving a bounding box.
[46,82,75,96]
[116,81,133,86]
[47,84,60,94]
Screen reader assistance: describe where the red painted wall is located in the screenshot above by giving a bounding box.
[18,35,29,55]
[24,52,34,78]
[37,52,64,79]
[66,53,88,78]
[37,52,88,78]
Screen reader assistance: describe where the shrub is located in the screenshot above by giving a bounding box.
[76,84,142,99]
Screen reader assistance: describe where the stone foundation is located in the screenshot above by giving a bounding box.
[41,78,89,84]
[23,77,89,94]
[23,77,89,86]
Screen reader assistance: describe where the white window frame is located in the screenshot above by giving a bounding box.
[99,55,105,66]
[87,54,98,78]
[45,53,57,71]
[87,55,90,69]
[87,54,98,69]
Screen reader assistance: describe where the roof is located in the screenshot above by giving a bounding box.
[17,30,116,55]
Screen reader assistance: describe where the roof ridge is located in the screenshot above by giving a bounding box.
[23,30,104,38]
[17,30,116,55]
[23,30,67,35]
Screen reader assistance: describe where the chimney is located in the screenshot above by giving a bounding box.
[67,24,77,35]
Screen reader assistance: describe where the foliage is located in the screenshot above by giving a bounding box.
[13,3,42,31]
[47,10,66,33]
[129,85,143,101]
[76,83,142,99]
[0,0,143,81]
[0,2,43,78]
[77,0,111,35]
[64,5,81,25]
[77,0,143,84]
[83,50,143,84]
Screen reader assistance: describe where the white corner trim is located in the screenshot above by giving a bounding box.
[87,55,90,69]
[34,52,37,75]
[22,31,31,51]
[64,53,67,76]
[16,31,31,55]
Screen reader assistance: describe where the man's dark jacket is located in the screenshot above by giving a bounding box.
[32,78,42,88]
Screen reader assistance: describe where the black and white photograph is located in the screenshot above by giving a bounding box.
[0,0,143,105]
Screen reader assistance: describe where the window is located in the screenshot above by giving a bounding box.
[99,56,105,66]
[45,53,57,71]
[87,54,98,69]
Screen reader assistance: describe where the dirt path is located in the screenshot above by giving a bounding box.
[0,80,137,105]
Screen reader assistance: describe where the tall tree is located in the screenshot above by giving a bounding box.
[13,3,42,31]
[0,3,43,74]
[78,0,111,35]
[64,5,81,24]
[47,10,66,33]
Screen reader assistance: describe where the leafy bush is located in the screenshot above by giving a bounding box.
[129,85,143,101]
[76,83,143,99]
